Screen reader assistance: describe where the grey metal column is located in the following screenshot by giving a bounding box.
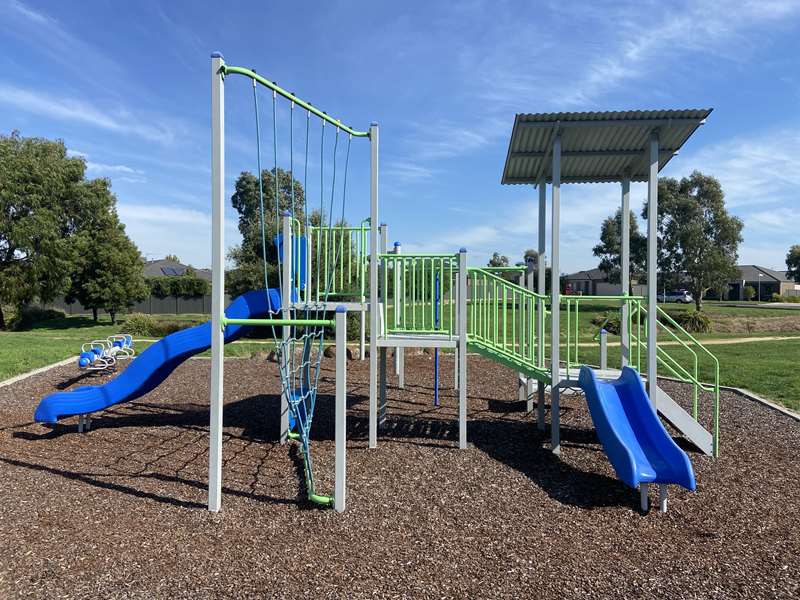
[379,224,388,426]
[453,262,459,391]
[393,241,405,388]
[458,248,468,449]
[536,177,547,431]
[334,306,348,512]
[208,52,225,512]
[550,134,562,455]
[620,177,631,367]
[646,132,659,405]
[368,123,379,448]
[280,212,292,444]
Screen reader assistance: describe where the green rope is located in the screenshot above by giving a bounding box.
[252,79,269,290]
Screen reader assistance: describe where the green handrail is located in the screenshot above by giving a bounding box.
[381,253,458,336]
[220,64,370,137]
[466,268,549,379]
[630,304,720,456]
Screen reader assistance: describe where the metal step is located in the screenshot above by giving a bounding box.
[655,386,713,456]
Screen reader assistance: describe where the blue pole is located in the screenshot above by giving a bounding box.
[434,271,440,407]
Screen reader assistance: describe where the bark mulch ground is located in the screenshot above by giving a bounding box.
[0,354,798,599]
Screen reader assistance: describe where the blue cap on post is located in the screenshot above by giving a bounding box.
[394,241,401,247]
[211,51,224,59]
[460,247,467,253]
[336,305,347,313]
[282,210,291,217]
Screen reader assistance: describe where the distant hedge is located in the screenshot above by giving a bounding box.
[147,271,210,299]
[770,293,800,304]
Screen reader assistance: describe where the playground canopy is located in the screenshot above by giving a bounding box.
[501,109,712,184]
[500,108,713,455]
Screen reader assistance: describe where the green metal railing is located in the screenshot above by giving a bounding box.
[466,268,549,379]
[307,219,370,302]
[629,304,720,455]
[561,295,644,380]
[381,253,458,336]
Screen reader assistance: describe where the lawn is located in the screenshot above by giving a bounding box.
[2,307,799,412]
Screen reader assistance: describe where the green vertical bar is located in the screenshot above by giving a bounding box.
[383,254,388,331]
[503,286,507,350]
[411,259,416,331]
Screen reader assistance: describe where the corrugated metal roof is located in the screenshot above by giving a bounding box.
[501,109,713,185]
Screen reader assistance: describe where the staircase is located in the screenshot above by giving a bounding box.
[465,268,550,381]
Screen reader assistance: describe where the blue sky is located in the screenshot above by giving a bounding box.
[2,0,799,273]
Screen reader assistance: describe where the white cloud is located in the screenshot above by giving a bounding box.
[0,83,181,144]
[672,126,800,208]
[383,160,437,182]
[118,203,242,268]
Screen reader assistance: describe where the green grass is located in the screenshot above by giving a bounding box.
[2,308,799,413]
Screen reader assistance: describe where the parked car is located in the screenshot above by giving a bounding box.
[658,290,693,304]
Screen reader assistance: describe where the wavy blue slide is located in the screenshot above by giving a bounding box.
[34,289,280,424]
[578,366,696,492]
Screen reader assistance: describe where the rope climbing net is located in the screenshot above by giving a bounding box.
[223,62,369,506]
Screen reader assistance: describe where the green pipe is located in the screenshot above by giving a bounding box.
[222,64,369,137]
[222,317,335,327]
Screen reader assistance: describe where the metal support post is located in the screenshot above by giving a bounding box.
[393,242,405,388]
[368,123,379,448]
[208,52,225,512]
[334,306,348,512]
[620,177,631,367]
[647,132,659,405]
[550,134,562,455]
[280,212,292,444]
[378,223,388,425]
[536,178,547,430]
[458,248,468,449]
[600,328,608,371]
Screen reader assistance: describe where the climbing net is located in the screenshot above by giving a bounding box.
[235,64,368,506]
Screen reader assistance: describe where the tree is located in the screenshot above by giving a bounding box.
[164,254,180,262]
[488,252,509,267]
[65,180,148,323]
[743,285,756,301]
[0,132,87,328]
[786,245,800,283]
[227,168,306,297]
[644,171,743,311]
[592,208,647,288]
[523,249,538,265]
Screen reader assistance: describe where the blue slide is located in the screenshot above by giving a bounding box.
[578,366,696,492]
[34,289,281,424]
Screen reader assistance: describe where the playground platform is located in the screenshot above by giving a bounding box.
[2,354,798,598]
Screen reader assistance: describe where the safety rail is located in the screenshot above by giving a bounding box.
[466,268,549,378]
[307,219,370,302]
[629,304,720,455]
[561,295,644,380]
[380,253,458,336]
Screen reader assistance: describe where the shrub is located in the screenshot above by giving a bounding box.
[120,313,157,336]
[120,313,200,337]
[770,293,800,304]
[672,310,711,333]
[11,306,66,330]
[590,312,621,335]
[743,285,756,301]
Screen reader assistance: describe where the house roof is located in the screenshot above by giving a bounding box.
[144,259,212,281]
[565,267,607,281]
[735,265,790,283]
[501,109,712,185]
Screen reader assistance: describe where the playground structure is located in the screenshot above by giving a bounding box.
[34,54,722,515]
